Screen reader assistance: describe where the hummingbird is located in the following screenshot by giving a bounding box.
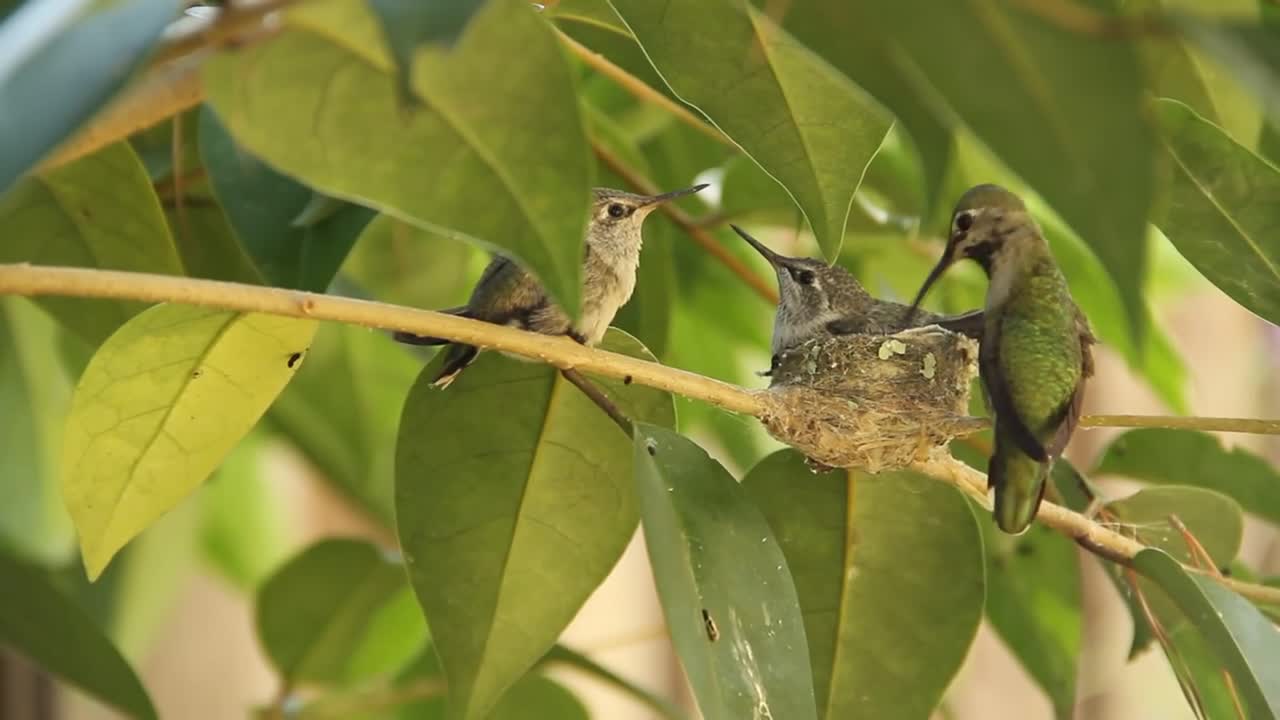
[729,224,985,373]
[906,184,1095,534]
[395,184,708,387]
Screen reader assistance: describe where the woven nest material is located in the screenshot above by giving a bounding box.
[756,325,986,472]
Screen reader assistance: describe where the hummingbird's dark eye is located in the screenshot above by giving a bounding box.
[954,211,974,232]
[793,269,816,285]
[607,203,627,218]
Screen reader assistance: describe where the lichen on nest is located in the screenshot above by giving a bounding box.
[756,325,985,472]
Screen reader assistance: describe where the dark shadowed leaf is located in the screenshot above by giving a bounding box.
[367,0,488,103]
[1095,428,1280,527]
[203,0,591,318]
[0,142,183,343]
[1135,549,1280,718]
[395,330,673,720]
[1153,98,1280,327]
[635,429,817,720]
[0,546,155,719]
[61,304,317,579]
[256,538,425,686]
[741,450,983,720]
[611,0,891,259]
[199,107,374,292]
[0,0,184,191]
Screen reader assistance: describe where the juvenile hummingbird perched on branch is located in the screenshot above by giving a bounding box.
[906,184,1095,535]
[395,184,707,387]
[729,224,985,373]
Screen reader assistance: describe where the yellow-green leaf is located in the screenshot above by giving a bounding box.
[62,304,316,579]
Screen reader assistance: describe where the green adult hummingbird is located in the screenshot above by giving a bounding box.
[906,184,1095,534]
[395,184,707,387]
[729,224,985,374]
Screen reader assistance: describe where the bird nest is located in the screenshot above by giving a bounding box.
[755,326,985,472]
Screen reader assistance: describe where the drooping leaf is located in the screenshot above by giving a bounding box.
[256,538,425,687]
[199,107,374,292]
[61,304,317,579]
[203,0,591,319]
[611,0,891,259]
[634,428,818,720]
[982,523,1081,720]
[0,298,75,563]
[367,0,488,104]
[0,546,156,720]
[741,450,983,720]
[395,330,673,720]
[1135,548,1280,718]
[1095,428,1280,527]
[1108,486,1244,567]
[0,142,184,343]
[1153,98,1280,327]
[0,0,184,191]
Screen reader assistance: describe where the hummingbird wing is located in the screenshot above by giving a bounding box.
[1044,310,1097,457]
[930,309,985,340]
[392,306,473,345]
[979,314,1051,463]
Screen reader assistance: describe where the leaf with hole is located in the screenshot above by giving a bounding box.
[61,304,317,579]
[742,450,983,720]
[636,430,818,720]
[203,0,591,319]
[395,330,673,720]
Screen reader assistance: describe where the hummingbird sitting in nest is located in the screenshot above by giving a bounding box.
[395,184,707,387]
[730,224,984,376]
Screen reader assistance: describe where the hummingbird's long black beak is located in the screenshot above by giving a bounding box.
[730,224,783,267]
[640,183,709,208]
[905,252,955,324]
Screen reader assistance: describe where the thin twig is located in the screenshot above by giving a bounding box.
[150,0,298,66]
[555,29,729,148]
[561,368,633,434]
[1080,415,1280,435]
[1007,0,1168,38]
[592,143,778,303]
[6,263,1280,606]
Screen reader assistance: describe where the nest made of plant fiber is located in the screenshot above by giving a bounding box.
[756,325,985,472]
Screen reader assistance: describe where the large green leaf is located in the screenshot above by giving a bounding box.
[0,298,75,563]
[198,107,374,292]
[0,546,155,720]
[611,0,891,259]
[982,524,1080,720]
[635,429,817,720]
[0,142,184,343]
[0,0,184,191]
[1153,98,1280,326]
[1109,486,1244,566]
[203,0,592,318]
[741,450,983,720]
[792,0,1155,337]
[256,538,425,687]
[1095,428,1280,527]
[367,0,489,102]
[395,330,673,720]
[1136,549,1280,718]
[61,304,317,579]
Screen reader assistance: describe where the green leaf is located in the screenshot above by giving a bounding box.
[1095,428,1280,526]
[742,450,983,720]
[635,430,818,720]
[0,546,156,720]
[368,0,487,104]
[0,0,184,191]
[61,304,317,579]
[0,298,75,563]
[395,330,673,720]
[199,107,375,292]
[1153,98,1280,326]
[199,430,290,589]
[1175,14,1280,131]
[549,0,630,36]
[543,645,687,720]
[0,142,184,343]
[982,523,1080,720]
[256,538,425,687]
[1135,548,1280,718]
[203,0,592,319]
[1108,486,1244,567]
[611,0,891,259]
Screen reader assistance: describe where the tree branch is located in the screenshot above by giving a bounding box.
[561,368,633,434]
[1080,415,1280,435]
[3,262,1279,606]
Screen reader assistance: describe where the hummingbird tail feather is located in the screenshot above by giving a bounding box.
[431,345,479,388]
[392,331,449,346]
[989,433,1049,535]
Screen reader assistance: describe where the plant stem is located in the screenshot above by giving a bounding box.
[1080,415,1280,435]
[561,368,633,434]
[5,262,1280,606]
[592,143,779,303]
